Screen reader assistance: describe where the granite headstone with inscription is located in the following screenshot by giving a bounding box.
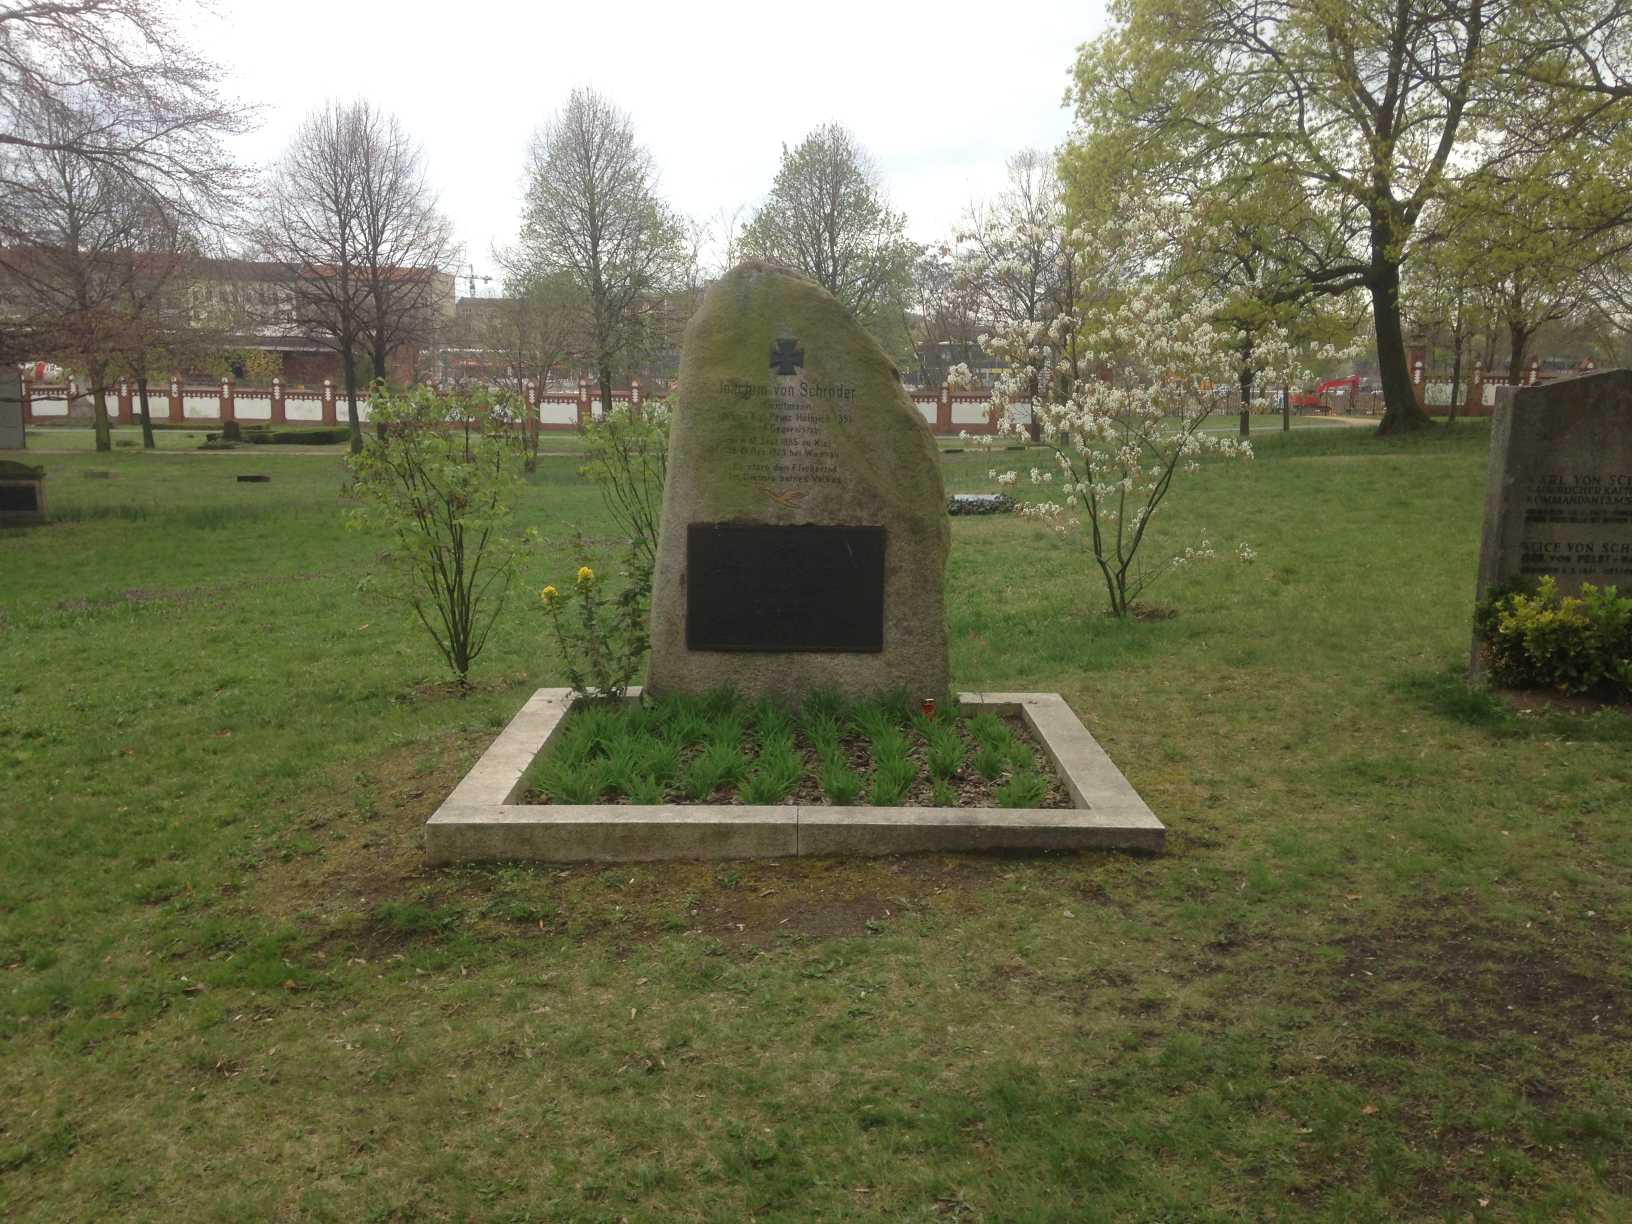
[1472,369,1632,668]
[646,262,950,703]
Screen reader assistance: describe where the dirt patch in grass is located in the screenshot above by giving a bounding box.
[250,736,1031,952]
[399,670,529,704]
[1132,603,1177,622]
[1334,909,1627,1046]
[248,729,488,922]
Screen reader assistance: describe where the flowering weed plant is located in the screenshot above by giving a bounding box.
[539,542,650,701]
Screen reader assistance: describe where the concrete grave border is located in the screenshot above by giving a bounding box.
[425,688,1164,864]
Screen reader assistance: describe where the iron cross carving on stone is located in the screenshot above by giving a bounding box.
[770,337,804,375]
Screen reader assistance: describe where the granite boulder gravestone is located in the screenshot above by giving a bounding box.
[647,262,950,703]
[1472,369,1632,668]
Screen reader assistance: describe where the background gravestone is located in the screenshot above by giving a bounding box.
[647,262,950,703]
[1472,369,1632,667]
[0,369,23,450]
[0,459,46,526]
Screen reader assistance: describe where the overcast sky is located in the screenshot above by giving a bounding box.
[208,0,1106,293]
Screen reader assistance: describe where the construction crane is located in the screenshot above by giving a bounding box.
[461,264,493,297]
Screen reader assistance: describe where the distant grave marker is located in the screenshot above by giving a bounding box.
[1472,369,1632,668]
[0,369,23,450]
[0,459,46,526]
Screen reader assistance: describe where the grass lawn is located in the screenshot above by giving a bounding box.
[2,421,1629,1220]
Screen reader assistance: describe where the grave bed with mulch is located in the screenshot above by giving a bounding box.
[520,691,1073,809]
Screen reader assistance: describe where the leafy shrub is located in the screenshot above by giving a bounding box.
[347,385,532,683]
[1477,577,1632,697]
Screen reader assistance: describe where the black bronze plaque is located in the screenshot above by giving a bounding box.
[687,523,884,652]
[0,485,39,513]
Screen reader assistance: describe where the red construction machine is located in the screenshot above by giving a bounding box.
[1289,375,1360,413]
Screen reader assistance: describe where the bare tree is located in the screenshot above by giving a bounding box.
[352,106,457,388]
[256,102,370,450]
[0,96,141,450]
[110,197,197,449]
[0,1,248,447]
[739,123,916,329]
[259,102,452,450]
[518,87,689,417]
[0,0,251,224]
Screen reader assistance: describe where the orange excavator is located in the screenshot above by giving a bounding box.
[1289,375,1360,413]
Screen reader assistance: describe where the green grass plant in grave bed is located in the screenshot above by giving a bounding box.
[521,691,1075,809]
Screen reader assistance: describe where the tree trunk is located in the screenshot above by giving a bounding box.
[137,374,155,449]
[372,340,389,441]
[598,360,613,420]
[1238,364,1253,440]
[90,362,111,452]
[1506,320,1528,385]
[1281,386,1290,432]
[1447,337,1463,427]
[344,350,363,454]
[1372,262,1434,437]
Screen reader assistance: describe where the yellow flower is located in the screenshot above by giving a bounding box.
[576,565,594,586]
[540,585,559,607]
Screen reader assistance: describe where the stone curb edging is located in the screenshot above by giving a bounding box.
[425,688,1164,864]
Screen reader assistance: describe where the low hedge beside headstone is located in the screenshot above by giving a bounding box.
[246,426,350,445]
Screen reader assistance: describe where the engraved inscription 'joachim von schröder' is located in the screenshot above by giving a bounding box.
[1518,471,1632,580]
[716,378,856,490]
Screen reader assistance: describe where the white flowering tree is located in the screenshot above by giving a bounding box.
[963,288,1309,618]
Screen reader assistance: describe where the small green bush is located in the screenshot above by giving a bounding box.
[1477,577,1632,697]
